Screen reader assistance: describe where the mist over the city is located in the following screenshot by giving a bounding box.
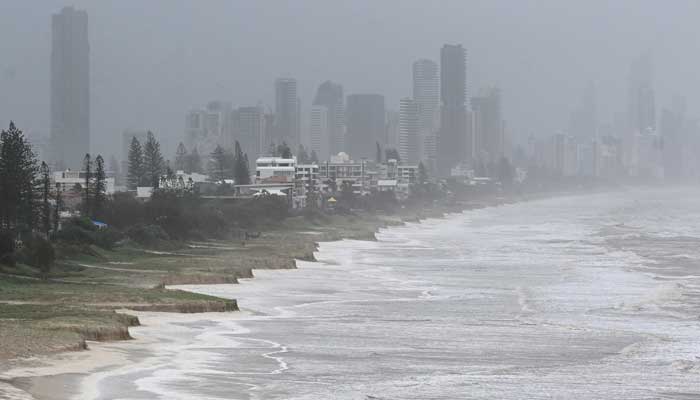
[2,0,700,157]
[4,2,700,400]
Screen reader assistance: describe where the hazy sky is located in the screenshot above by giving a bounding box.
[2,0,700,159]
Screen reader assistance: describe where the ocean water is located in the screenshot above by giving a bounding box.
[90,187,700,399]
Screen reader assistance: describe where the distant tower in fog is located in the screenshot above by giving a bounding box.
[313,81,345,156]
[628,53,655,134]
[399,98,420,164]
[471,87,503,163]
[51,6,90,169]
[236,105,266,160]
[412,59,439,166]
[438,44,468,174]
[346,94,385,160]
[274,78,301,147]
[309,105,329,160]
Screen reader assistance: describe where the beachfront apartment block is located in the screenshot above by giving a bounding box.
[255,156,297,183]
[53,170,116,195]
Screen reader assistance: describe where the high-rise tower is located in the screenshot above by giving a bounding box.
[51,6,90,169]
[313,81,345,156]
[438,44,468,175]
[274,78,301,147]
[412,59,439,165]
[346,94,385,160]
[399,98,420,164]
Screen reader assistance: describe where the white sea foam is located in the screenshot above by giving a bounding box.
[65,187,700,399]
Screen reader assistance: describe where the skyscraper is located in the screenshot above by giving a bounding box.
[569,83,597,143]
[313,81,345,155]
[412,59,439,165]
[235,105,266,160]
[346,94,385,160]
[309,105,329,160]
[399,98,420,164]
[184,101,233,157]
[438,44,468,175]
[51,6,90,169]
[274,78,301,147]
[471,87,504,163]
[628,53,656,134]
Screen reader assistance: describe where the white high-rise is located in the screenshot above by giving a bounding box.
[310,105,329,161]
[399,98,420,164]
[412,59,439,166]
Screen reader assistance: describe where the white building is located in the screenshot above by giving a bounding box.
[412,58,440,167]
[53,170,116,194]
[255,156,297,183]
[399,98,420,164]
[294,163,320,208]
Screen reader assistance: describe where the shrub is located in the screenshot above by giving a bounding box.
[16,235,55,279]
[126,224,170,248]
[53,218,123,250]
[93,228,125,250]
[54,222,95,244]
[0,230,16,266]
[102,192,146,229]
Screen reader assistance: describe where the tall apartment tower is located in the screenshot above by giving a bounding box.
[236,105,266,160]
[399,98,421,164]
[313,81,345,156]
[628,53,656,134]
[51,6,90,169]
[274,78,301,148]
[569,82,597,143]
[412,59,440,166]
[184,101,233,157]
[438,44,468,175]
[309,105,329,161]
[471,87,504,163]
[346,94,385,161]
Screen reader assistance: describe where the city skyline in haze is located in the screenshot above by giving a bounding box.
[2,0,699,159]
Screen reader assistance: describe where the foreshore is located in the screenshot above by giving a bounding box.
[0,186,597,399]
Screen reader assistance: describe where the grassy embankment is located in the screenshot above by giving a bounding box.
[0,209,437,360]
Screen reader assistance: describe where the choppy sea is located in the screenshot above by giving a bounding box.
[87,187,700,399]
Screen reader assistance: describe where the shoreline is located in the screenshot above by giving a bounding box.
[0,186,617,399]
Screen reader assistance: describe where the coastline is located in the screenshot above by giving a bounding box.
[0,186,607,399]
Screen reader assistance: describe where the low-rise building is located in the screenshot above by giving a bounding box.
[53,170,116,194]
[256,156,296,183]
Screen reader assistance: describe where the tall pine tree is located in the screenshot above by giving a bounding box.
[40,162,51,237]
[174,142,188,172]
[187,146,202,173]
[94,155,107,218]
[143,131,164,188]
[233,141,251,185]
[208,145,233,182]
[53,182,62,234]
[0,122,39,232]
[83,153,92,217]
[127,136,144,190]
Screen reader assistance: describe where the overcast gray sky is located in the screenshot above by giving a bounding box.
[1,0,699,159]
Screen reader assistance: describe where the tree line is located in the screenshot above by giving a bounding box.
[137,138,253,188]
[0,122,109,277]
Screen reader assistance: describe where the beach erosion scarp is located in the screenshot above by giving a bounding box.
[0,193,525,399]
